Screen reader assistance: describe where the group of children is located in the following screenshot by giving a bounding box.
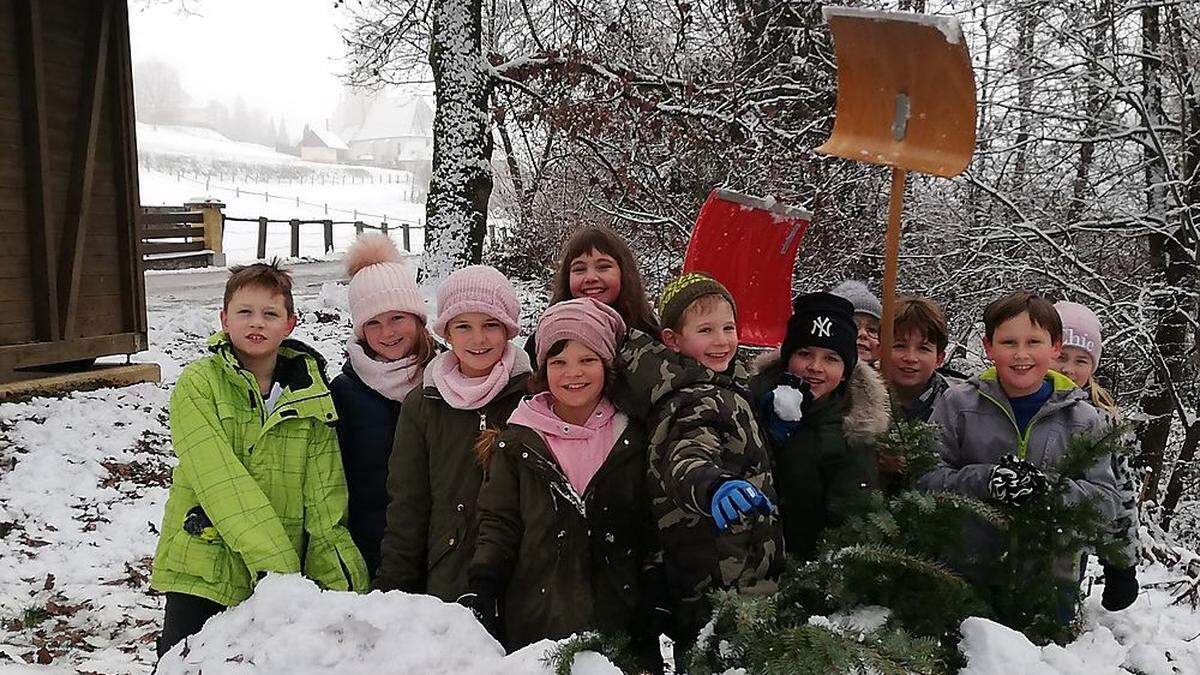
[149,226,1140,668]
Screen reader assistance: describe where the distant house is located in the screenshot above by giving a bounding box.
[340,96,434,171]
[298,124,349,163]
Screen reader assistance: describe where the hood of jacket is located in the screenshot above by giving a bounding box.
[967,366,1087,419]
[750,348,891,447]
[206,331,335,420]
[615,328,751,412]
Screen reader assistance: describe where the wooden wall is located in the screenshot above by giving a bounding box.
[0,0,147,374]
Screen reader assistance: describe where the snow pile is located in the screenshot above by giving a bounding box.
[960,565,1200,674]
[158,575,618,675]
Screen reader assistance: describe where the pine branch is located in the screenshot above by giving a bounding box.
[542,631,642,675]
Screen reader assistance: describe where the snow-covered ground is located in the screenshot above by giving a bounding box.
[0,261,1197,673]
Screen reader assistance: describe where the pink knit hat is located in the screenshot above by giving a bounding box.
[1055,301,1102,367]
[432,265,521,339]
[535,298,627,368]
[346,234,426,338]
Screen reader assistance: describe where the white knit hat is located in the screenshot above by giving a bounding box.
[432,265,521,340]
[345,234,426,338]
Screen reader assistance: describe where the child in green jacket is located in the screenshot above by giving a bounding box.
[151,261,368,659]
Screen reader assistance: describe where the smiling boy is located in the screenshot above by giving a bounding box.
[616,272,782,658]
[884,296,961,423]
[917,290,1119,618]
[151,261,367,659]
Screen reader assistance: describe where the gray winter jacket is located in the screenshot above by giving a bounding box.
[917,367,1120,581]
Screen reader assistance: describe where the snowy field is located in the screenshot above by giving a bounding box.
[0,262,1198,673]
[136,124,429,264]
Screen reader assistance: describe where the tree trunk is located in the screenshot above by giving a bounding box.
[1067,0,1110,223]
[422,0,493,282]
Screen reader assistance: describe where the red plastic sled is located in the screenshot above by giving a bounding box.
[682,189,812,347]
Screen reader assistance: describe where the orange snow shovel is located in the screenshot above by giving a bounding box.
[815,6,976,373]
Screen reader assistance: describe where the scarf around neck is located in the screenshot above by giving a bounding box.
[345,337,424,402]
[428,342,531,410]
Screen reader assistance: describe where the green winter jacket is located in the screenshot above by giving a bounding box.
[749,352,890,562]
[470,419,659,653]
[150,333,369,607]
[372,365,530,600]
[615,329,782,642]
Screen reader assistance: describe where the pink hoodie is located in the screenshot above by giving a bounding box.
[507,391,626,496]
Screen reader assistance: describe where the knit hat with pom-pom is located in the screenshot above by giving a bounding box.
[346,233,426,338]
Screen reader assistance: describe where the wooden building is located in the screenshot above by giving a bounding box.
[0,0,156,395]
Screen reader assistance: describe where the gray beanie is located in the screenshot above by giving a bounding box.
[829,280,882,320]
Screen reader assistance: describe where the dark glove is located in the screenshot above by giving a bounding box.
[710,479,774,530]
[456,591,500,638]
[987,455,1048,506]
[760,374,811,443]
[1101,563,1138,611]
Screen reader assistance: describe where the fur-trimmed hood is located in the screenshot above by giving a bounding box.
[749,349,891,447]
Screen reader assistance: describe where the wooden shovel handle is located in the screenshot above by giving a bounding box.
[879,167,907,376]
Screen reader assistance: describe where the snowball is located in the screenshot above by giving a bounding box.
[772,385,806,422]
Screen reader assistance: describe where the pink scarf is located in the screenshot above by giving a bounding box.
[345,337,424,402]
[508,392,625,496]
[427,343,531,410]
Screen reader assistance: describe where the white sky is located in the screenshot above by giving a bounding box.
[128,0,349,133]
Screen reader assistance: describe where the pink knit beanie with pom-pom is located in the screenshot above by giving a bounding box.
[346,233,426,337]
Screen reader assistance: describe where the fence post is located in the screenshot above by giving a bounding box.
[402,221,411,252]
[257,217,268,259]
[381,219,389,237]
[185,199,226,267]
[323,220,334,253]
[290,219,300,257]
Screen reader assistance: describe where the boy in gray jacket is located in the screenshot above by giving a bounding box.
[917,291,1119,615]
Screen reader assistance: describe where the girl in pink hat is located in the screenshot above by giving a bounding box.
[463,298,663,671]
[373,264,532,602]
[330,234,437,578]
[1054,300,1139,613]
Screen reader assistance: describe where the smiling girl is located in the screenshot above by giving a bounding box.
[373,266,532,601]
[525,227,659,360]
[464,298,663,669]
[329,234,437,578]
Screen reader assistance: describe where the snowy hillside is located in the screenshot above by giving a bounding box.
[0,264,1197,673]
[136,124,428,264]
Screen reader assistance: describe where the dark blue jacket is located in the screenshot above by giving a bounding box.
[329,360,403,579]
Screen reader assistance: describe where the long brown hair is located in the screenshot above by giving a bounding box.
[1088,378,1120,420]
[549,226,659,336]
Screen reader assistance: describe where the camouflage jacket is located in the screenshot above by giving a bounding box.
[615,330,782,640]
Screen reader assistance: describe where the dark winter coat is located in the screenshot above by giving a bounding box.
[894,370,962,423]
[749,352,890,562]
[372,370,530,600]
[470,418,660,652]
[615,329,783,642]
[328,360,405,579]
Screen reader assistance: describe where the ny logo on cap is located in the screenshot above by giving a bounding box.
[812,316,832,337]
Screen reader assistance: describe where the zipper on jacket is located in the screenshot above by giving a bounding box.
[978,390,1052,460]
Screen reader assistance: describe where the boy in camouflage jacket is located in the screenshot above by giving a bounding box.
[616,273,783,656]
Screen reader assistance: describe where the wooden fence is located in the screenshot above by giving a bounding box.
[222,216,425,259]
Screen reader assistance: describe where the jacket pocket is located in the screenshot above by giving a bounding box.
[162,530,228,584]
[427,516,465,572]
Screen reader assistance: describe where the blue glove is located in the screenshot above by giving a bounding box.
[710,479,774,530]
